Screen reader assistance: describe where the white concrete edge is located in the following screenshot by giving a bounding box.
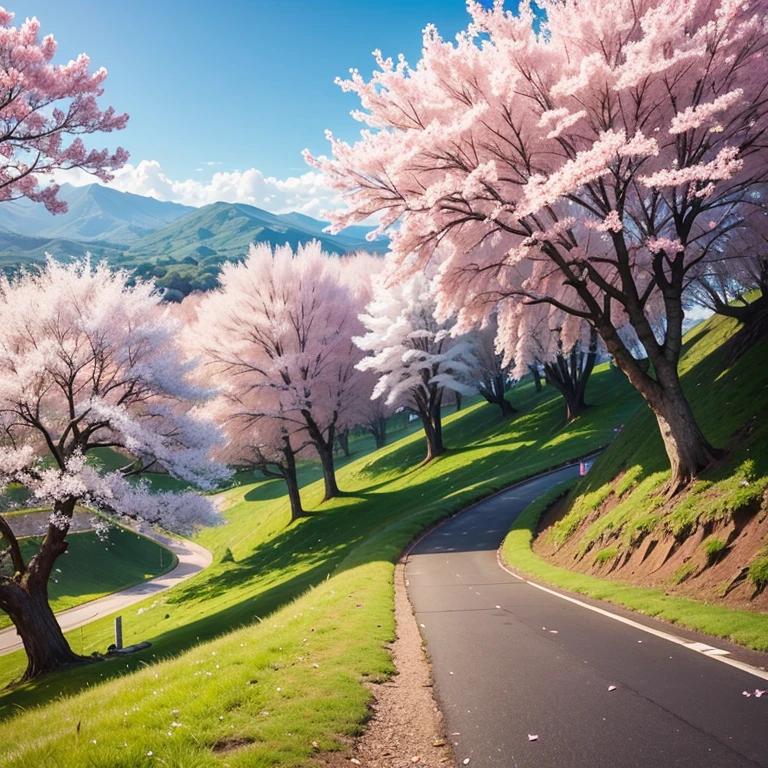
[496,550,768,684]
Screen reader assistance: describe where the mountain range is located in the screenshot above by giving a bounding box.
[0,184,388,297]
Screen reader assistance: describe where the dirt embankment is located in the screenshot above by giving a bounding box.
[533,483,768,612]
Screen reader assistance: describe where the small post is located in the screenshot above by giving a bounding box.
[114,616,123,651]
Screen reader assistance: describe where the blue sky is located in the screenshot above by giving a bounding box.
[8,1,493,213]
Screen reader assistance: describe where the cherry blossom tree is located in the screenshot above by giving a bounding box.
[0,260,227,682]
[0,8,128,212]
[355,269,477,462]
[503,304,600,422]
[350,370,396,449]
[470,314,516,418]
[308,0,768,493]
[205,390,310,523]
[192,242,373,502]
[688,214,768,325]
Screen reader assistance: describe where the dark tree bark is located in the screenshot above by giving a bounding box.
[336,430,351,457]
[455,392,463,412]
[0,498,90,683]
[596,295,720,496]
[365,415,387,449]
[281,446,304,522]
[542,329,599,422]
[479,372,517,418]
[529,364,543,393]
[253,435,305,522]
[415,389,445,462]
[300,409,340,501]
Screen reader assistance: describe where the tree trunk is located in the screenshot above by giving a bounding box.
[420,395,445,462]
[281,442,304,522]
[529,365,543,393]
[1,582,88,683]
[455,392,463,412]
[644,372,720,496]
[542,330,598,422]
[316,441,340,501]
[0,498,92,683]
[336,430,351,457]
[598,321,719,495]
[367,416,387,449]
[301,410,340,501]
[479,374,517,418]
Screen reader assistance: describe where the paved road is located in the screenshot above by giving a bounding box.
[0,529,212,656]
[406,465,768,768]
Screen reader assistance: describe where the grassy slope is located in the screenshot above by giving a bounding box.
[0,369,639,767]
[501,313,768,647]
[551,314,768,552]
[0,529,177,632]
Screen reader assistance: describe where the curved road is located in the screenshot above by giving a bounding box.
[406,464,768,768]
[0,530,211,656]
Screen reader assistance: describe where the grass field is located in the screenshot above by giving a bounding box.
[501,312,768,647]
[0,366,640,767]
[0,529,178,632]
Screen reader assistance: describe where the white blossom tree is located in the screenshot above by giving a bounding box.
[470,314,516,418]
[0,260,227,682]
[355,269,477,462]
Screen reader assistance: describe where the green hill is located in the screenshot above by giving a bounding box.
[1,313,763,767]
[517,313,768,614]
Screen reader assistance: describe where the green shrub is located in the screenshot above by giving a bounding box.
[594,546,619,565]
[748,556,768,592]
[220,547,235,564]
[702,537,727,566]
[671,561,696,585]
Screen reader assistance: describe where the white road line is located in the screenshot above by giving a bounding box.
[496,551,768,682]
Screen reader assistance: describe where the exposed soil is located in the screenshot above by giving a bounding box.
[533,484,768,611]
[315,562,455,768]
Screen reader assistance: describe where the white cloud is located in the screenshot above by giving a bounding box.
[54,160,343,218]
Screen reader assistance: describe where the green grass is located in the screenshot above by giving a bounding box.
[500,312,768,651]
[501,480,768,650]
[748,555,768,591]
[0,528,177,631]
[0,367,639,766]
[703,537,727,565]
[593,546,619,565]
[550,314,768,553]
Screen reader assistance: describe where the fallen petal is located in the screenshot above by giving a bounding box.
[528,734,538,742]
[608,685,617,692]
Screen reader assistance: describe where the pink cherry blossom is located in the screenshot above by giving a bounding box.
[309,0,768,491]
[0,8,128,213]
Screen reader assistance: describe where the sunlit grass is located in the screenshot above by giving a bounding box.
[0,529,176,631]
[501,313,768,649]
[0,368,639,766]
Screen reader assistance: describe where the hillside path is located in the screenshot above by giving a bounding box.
[406,464,768,768]
[0,529,212,656]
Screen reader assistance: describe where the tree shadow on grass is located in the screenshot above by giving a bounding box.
[0,356,688,721]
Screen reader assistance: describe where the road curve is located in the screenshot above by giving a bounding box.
[406,464,768,768]
[0,529,212,656]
